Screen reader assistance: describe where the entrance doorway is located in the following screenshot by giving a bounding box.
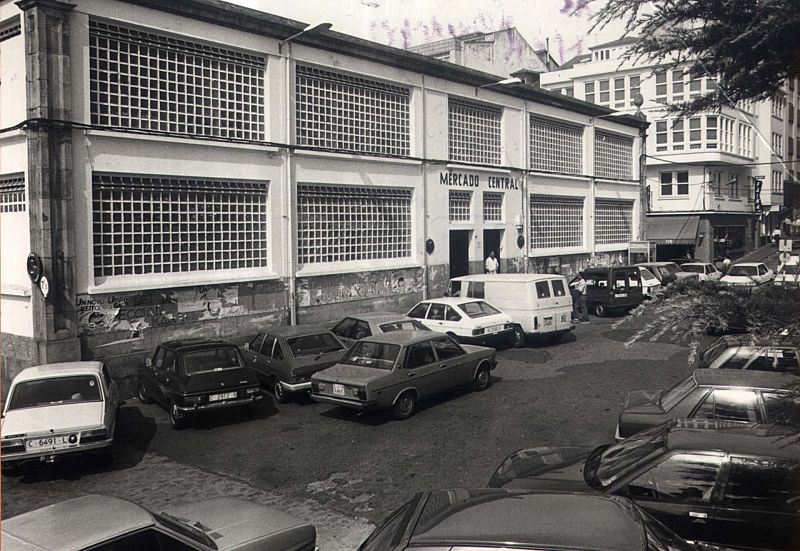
[449,230,471,279]
[482,229,503,273]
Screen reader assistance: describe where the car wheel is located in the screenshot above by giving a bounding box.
[594,303,606,317]
[169,403,185,430]
[473,363,492,391]
[392,391,417,420]
[273,379,290,404]
[510,326,525,348]
[137,382,152,404]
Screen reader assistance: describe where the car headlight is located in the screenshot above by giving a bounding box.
[80,428,108,443]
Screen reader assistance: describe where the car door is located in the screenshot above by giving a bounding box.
[431,335,471,388]
[620,451,724,545]
[154,348,178,406]
[424,302,448,333]
[407,302,431,329]
[141,347,163,402]
[402,340,442,397]
[100,364,118,426]
[690,388,760,424]
[440,305,464,336]
[534,280,556,334]
[244,334,273,382]
[549,278,572,332]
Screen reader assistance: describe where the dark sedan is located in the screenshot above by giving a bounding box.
[138,339,262,429]
[330,312,429,349]
[360,489,695,551]
[243,325,347,403]
[488,419,800,551]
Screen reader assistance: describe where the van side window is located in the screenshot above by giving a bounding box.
[467,282,485,299]
[535,281,551,299]
[551,279,566,297]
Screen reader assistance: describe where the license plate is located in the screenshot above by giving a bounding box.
[485,324,503,334]
[26,436,74,451]
[209,391,237,402]
[614,293,628,298]
[333,384,346,396]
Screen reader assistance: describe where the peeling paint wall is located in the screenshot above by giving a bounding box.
[528,250,630,277]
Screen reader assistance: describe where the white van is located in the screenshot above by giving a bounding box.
[448,274,575,342]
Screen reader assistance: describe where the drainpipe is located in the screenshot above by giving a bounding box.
[422,75,429,299]
[521,99,529,273]
[285,49,297,325]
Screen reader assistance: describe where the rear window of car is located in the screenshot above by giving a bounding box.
[8,375,102,410]
[379,320,429,332]
[341,341,400,370]
[681,264,705,273]
[287,333,345,358]
[659,375,697,410]
[638,268,658,283]
[459,301,500,318]
[728,265,757,276]
[183,348,244,375]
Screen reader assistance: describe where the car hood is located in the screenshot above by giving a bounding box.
[181,368,258,394]
[621,390,664,414]
[162,497,315,551]
[289,350,347,377]
[487,445,593,489]
[720,275,756,284]
[2,402,105,437]
[311,363,388,385]
[675,271,699,280]
[471,313,513,329]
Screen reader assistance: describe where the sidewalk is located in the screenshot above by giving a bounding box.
[734,240,798,268]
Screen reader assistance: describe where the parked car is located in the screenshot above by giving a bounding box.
[637,267,662,298]
[449,274,574,344]
[330,312,429,349]
[359,489,696,551]
[2,494,316,551]
[720,262,774,286]
[488,419,800,551]
[138,339,262,429]
[775,260,800,285]
[680,262,723,282]
[635,262,698,285]
[615,370,800,440]
[572,266,644,317]
[311,331,496,420]
[406,297,519,345]
[1,362,118,471]
[243,325,347,403]
[698,335,800,373]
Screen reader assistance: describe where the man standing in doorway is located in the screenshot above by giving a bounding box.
[485,250,499,274]
[574,273,589,323]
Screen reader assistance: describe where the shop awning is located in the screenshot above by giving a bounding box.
[646,215,700,244]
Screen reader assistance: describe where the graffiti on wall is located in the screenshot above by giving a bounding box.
[297,268,424,307]
[528,251,628,277]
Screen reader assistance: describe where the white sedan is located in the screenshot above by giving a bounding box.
[720,262,774,286]
[407,297,521,346]
[680,262,723,282]
[1,361,118,471]
[775,262,800,285]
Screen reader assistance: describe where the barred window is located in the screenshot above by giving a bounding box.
[530,116,583,174]
[595,199,633,245]
[595,131,633,180]
[297,185,412,265]
[483,192,503,221]
[0,174,25,213]
[296,65,410,156]
[0,15,21,43]
[530,195,584,249]
[449,190,473,222]
[449,98,502,165]
[92,175,268,277]
[89,21,265,140]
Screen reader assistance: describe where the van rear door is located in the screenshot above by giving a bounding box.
[533,280,556,334]
[549,277,573,332]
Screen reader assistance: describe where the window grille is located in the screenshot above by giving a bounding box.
[295,65,410,156]
[594,131,633,180]
[91,174,268,277]
[529,195,584,249]
[530,116,583,174]
[0,16,21,43]
[448,98,502,165]
[483,192,503,221]
[449,190,472,222]
[89,21,265,140]
[297,185,412,264]
[595,199,633,245]
[0,174,25,213]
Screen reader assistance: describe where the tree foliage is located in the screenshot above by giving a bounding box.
[591,0,800,116]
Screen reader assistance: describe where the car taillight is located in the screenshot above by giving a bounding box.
[472,328,485,336]
[183,395,203,406]
[245,387,258,395]
[80,428,108,443]
[357,387,367,400]
[1,438,24,452]
[315,382,326,392]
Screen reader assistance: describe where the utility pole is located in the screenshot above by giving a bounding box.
[633,94,648,241]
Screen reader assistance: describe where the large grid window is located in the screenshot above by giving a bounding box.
[89,21,265,140]
[595,131,633,180]
[0,174,26,213]
[449,190,473,222]
[449,98,502,165]
[92,175,268,277]
[296,65,410,156]
[297,185,412,264]
[530,116,583,174]
[595,199,633,245]
[530,195,584,249]
[483,192,503,221]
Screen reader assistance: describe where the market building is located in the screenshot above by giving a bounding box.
[0,0,645,391]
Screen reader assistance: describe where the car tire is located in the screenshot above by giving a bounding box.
[169,403,185,430]
[473,363,492,391]
[273,379,290,404]
[510,326,525,348]
[392,391,417,420]
[137,382,152,404]
[594,303,606,317]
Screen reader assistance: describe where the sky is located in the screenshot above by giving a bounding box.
[230,0,627,66]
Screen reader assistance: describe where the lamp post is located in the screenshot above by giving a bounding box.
[633,93,648,242]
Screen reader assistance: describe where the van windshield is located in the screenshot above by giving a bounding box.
[459,301,500,318]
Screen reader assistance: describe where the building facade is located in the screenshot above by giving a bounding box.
[0,0,644,392]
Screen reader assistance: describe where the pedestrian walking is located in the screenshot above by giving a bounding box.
[722,256,731,274]
[485,250,499,274]
[773,226,782,247]
[570,279,581,321]
[574,273,590,323]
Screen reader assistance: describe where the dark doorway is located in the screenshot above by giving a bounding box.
[449,230,471,279]
[483,229,503,272]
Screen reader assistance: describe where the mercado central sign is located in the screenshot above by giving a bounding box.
[439,171,520,190]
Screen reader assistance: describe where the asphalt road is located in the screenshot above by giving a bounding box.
[2,314,697,549]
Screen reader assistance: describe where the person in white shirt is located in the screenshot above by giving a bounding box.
[485,251,499,274]
[574,274,589,323]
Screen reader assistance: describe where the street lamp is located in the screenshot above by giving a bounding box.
[279,22,333,53]
[632,93,648,242]
[476,76,522,95]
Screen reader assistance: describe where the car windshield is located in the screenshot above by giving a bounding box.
[681,264,705,273]
[8,375,102,410]
[659,375,696,410]
[780,264,799,275]
[584,424,668,489]
[286,333,345,358]
[459,301,500,318]
[379,320,429,332]
[154,512,217,549]
[183,348,244,375]
[728,265,757,276]
[341,341,400,370]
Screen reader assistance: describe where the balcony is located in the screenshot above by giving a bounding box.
[706,191,754,213]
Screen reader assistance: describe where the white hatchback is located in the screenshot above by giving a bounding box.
[1,361,119,471]
[720,262,775,286]
[775,261,800,285]
[407,297,518,345]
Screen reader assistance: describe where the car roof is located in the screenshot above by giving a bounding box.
[362,330,442,345]
[262,324,334,337]
[12,361,104,383]
[636,262,678,267]
[666,420,800,460]
[160,338,238,352]
[451,274,566,282]
[730,262,763,267]
[692,369,797,389]
[582,266,637,274]
[681,262,710,267]
[409,490,647,551]
[338,312,410,324]
[2,495,154,551]
[418,297,493,305]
